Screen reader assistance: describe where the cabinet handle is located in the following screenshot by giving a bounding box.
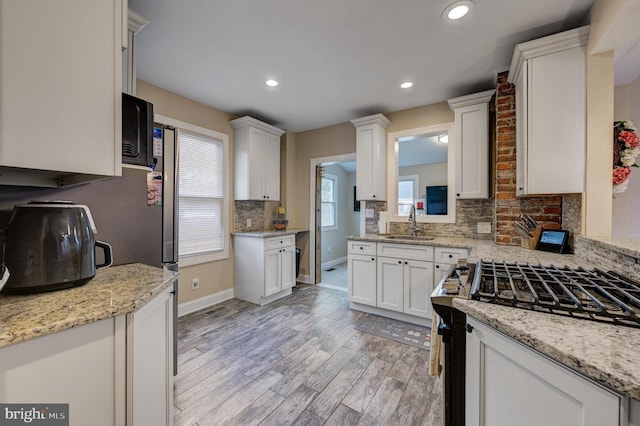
[466,324,474,333]
[404,261,408,265]
[280,240,283,244]
[398,260,402,264]
[448,254,453,258]
[371,258,375,261]
[456,193,460,197]
[360,246,363,250]
[436,265,440,269]
[373,195,376,198]
[518,187,523,191]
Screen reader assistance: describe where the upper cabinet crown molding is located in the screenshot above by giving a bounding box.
[508,25,590,84]
[447,89,495,200]
[230,116,286,136]
[128,9,149,33]
[447,89,496,110]
[350,113,391,129]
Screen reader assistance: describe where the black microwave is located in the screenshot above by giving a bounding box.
[122,93,154,168]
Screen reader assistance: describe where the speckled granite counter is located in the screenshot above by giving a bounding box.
[232,228,309,238]
[453,298,640,400]
[348,234,584,267]
[0,263,177,348]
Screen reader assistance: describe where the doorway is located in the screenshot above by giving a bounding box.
[308,153,359,289]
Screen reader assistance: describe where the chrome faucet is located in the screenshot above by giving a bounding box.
[408,204,420,236]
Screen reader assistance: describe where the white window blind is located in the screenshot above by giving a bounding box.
[178,130,224,258]
[321,174,337,228]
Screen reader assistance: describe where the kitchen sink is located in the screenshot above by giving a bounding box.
[385,235,434,241]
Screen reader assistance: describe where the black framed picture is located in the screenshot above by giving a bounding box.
[353,186,360,211]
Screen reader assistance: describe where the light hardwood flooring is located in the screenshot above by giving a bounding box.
[175,285,443,425]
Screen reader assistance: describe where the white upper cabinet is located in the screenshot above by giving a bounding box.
[122,9,149,96]
[351,113,390,201]
[231,116,285,201]
[508,26,589,196]
[0,0,125,187]
[448,90,495,199]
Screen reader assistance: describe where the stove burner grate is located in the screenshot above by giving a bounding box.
[469,260,640,328]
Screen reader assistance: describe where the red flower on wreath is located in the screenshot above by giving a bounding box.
[613,166,631,185]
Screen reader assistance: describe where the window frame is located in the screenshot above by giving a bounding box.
[397,174,419,216]
[155,114,230,267]
[321,173,338,231]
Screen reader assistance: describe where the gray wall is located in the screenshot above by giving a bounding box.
[0,169,162,267]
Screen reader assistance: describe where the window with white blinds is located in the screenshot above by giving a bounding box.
[178,129,225,259]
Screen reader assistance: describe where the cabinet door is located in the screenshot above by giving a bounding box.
[355,125,387,201]
[264,248,282,296]
[403,260,433,318]
[348,254,377,306]
[376,256,404,312]
[434,263,450,283]
[527,47,586,195]
[515,67,528,197]
[0,0,121,177]
[128,286,174,426]
[0,318,123,425]
[466,318,619,426]
[280,246,296,290]
[248,126,267,200]
[455,103,489,199]
[264,132,281,200]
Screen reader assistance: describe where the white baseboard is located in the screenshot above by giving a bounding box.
[178,288,234,317]
[321,256,347,270]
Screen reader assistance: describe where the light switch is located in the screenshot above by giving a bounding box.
[247,218,252,228]
[365,209,374,218]
[477,222,491,234]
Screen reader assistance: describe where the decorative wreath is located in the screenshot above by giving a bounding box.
[613,121,639,195]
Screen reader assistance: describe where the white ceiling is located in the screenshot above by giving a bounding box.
[130,0,595,133]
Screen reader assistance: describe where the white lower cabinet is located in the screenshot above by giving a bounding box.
[234,234,296,305]
[466,317,620,426]
[348,241,448,323]
[0,285,175,426]
[434,246,470,283]
[377,256,433,317]
[348,253,377,306]
[127,285,174,426]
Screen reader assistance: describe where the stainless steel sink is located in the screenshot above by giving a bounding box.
[385,235,434,241]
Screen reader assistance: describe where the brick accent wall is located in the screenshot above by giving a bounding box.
[495,72,562,245]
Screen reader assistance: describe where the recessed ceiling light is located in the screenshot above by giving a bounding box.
[442,0,474,22]
[438,134,449,144]
[266,79,278,87]
[400,82,413,89]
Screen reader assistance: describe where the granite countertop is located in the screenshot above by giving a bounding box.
[349,234,583,266]
[0,263,177,348]
[453,298,640,400]
[232,228,309,237]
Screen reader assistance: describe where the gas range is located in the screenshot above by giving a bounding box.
[433,259,640,328]
[430,258,640,426]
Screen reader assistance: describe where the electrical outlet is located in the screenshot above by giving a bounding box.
[246,218,252,228]
[365,208,374,218]
[191,278,199,290]
[477,222,492,234]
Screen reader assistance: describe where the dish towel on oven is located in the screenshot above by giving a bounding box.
[429,313,442,376]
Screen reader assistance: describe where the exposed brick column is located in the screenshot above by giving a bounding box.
[494,72,562,245]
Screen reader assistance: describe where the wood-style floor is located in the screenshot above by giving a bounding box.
[174,285,443,426]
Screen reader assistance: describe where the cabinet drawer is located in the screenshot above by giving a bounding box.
[377,243,433,261]
[434,247,469,263]
[348,241,377,256]
[265,235,295,250]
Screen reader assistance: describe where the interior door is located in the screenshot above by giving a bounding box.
[315,165,323,284]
